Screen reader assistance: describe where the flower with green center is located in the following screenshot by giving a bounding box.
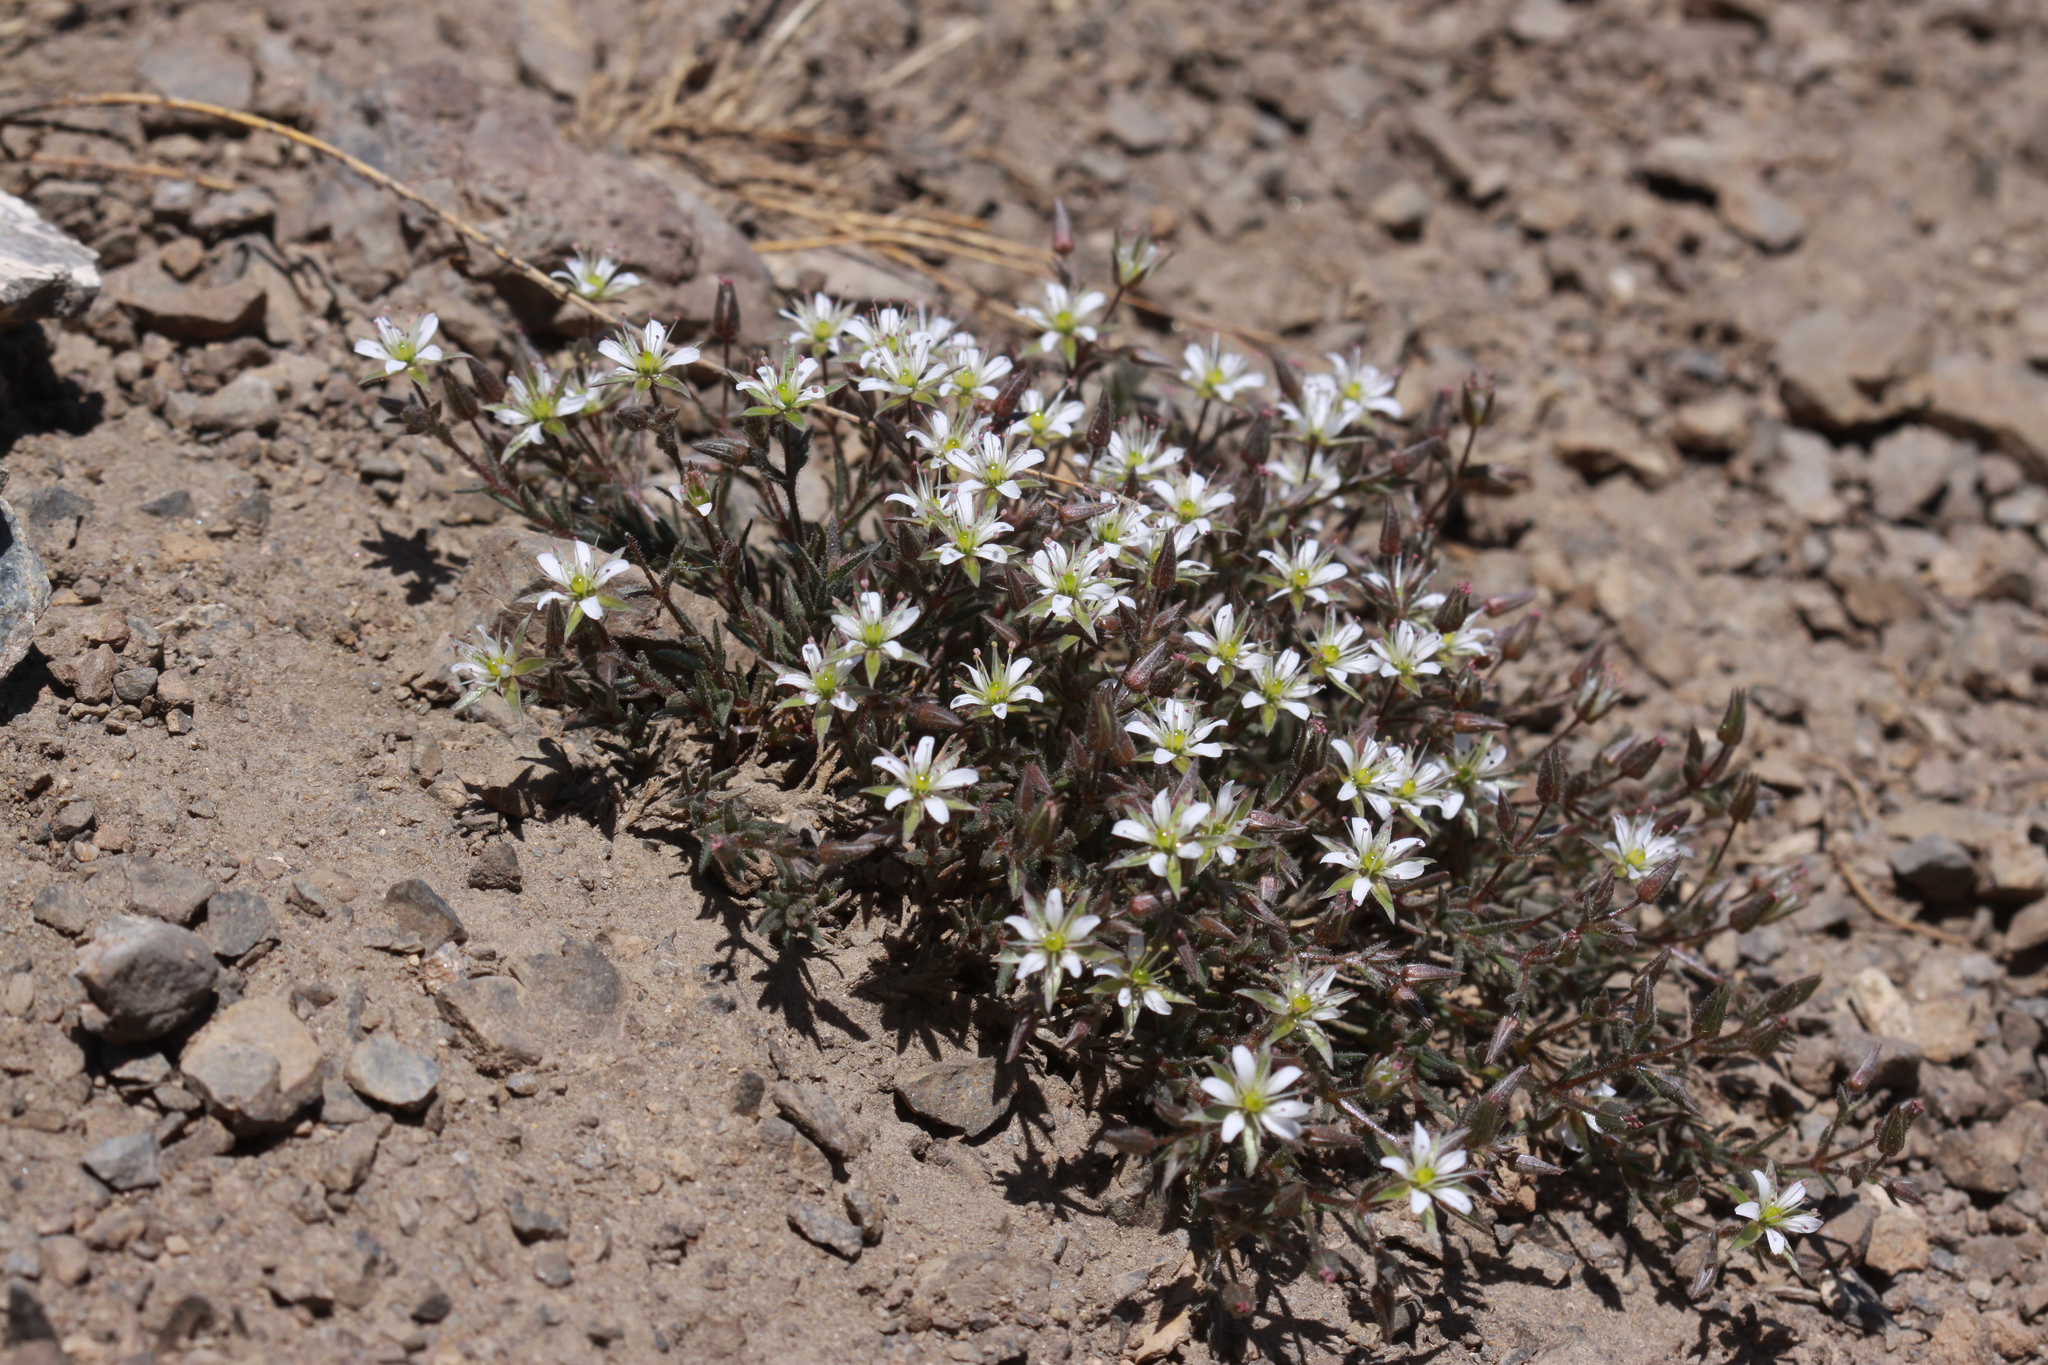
[1279,379,1363,448]
[1196,780,1257,870]
[1238,961,1356,1065]
[1184,603,1264,688]
[1179,335,1265,403]
[1732,1168,1823,1259]
[353,312,444,382]
[774,639,860,742]
[1112,228,1168,289]
[1088,935,1191,1035]
[855,333,953,407]
[1256,540,1348,611]
[531,540,632,636]
[908,410,989,469]
[1366,620,1445,696]
[736,351,833,424]
[596,318,700,396]
[1328,734,1401,809]
[666,473,715,520]
[551,250,639,302]
[944,433,1044,501]
[1238,648,1321,732]
[1001,886,1101,1012]
[1377,1123,1475,1229]
[1317,815,1430,918]
[490,364,591,458]
[865,735,978,839]
[1597,813,1689,883]
[781,292,856,356]
[1305,613,1374,696]
[939,347,1013,404]
[951,650,1044,721]
[1124,698,1228,773]
[1198,1043,1310,1167]
[924,488,1013,586]
[1110,788,1212,893]
[829,591,925,684]
[1008,388,1087,443]
[1017,281,1105,358]
[448,623,548,713]
[1147,470,1234,551]
[1360,748,1462,824]
[1088,421,1181,485]
[1446,733,1516,811]
[1323,347,1403,420]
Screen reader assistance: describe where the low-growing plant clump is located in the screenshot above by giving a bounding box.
[355,225,1920,1331]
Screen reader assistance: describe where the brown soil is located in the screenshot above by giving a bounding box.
[4,1,2048,1363]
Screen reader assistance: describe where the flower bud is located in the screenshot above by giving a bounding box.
[1497,612,1539,662]
[1729,771,1760,825]
[1618,736,1664,780]
[1218,1281,1256,1319]
[1480,590,1536,617]
[1087,387,1115,453]
[1149,536,1179,594]
[464,356,506,405]
[1632,856,1682,904]
[1846,1045,1881,1093]
[1051,198,1075,256]
[1424,387,1454,438]
[442,371,481,422]
[1485,1013,1520,1065]
[400,402,434,435]
[1717,687,1748,747]
[1127,891,1165,918]
[1379,501,1403,558]
[908,700,965,731]
[1389,435,1441,477]
[1878,1099,1922,1157]
[1241,410,1272,468]
[1535,748,1566,805]
[991,368,1032,425]
[1461,371,1497,428]
[1308,1248,1350,1285]
[712,278,740,343]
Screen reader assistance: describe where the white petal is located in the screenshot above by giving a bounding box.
[924,797,952,825]
[1436,1185,1473,1215]
[1409,1188,1430,1216]
[1268,1066,1302,1093]
[1219,1113,1244,1143]
[1199,1077,1236,1103]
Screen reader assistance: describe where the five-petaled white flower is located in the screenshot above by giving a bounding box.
[1018,281,1106,355]
[856,333,954,407]
[1001,886,1101,1012]
[1024,540,1121,634]
[1317,815,1430,917]
[1111,788,1212,892]
[1379,1123,1475,1221]
[945,433,1044,501]
[782,292,857,356]
[1008,388,1088,443]
[552,250,639,302]
[925,488,1013,585]
[1257,540,1349,610]
[532,540,632,633]
[597,318,700,395]
[774,640,859,741]
[1199,1044,1311,1166]
[666,474,715,519]
[1184,603,1264,687]
[1091,422,1182,485]
[1148,470,1234,551]
[1125,699,1229,772]
[1305,614,1375,694]
[830,591,924,684]
[1239,648,1321,731]
[449,623,547,713]
[909,409,989,468]
[353,313,444,380]
[1179,335,1265,403]
[940,347,1013,404]
[736,352,831,424]
[1597,813,1689,884]
[490,365,591,458]
[1279,379,1364,447]
[1360,747,1463,824]
[1367,621,1446,695]
[1238,961,1356,1066]
[1112,228,1168,288]
[1447,734,1517,809]
[1734,1169,1823,1259]
[1088,935,1189,1035]
[1562,1080,1618,1153]
[866,735,978,838]
[1329,735,1401,808]
[1323,348,1403,421]
[952,651,1044,721]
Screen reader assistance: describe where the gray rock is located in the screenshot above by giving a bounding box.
[227,489,270,535]
[509,938,622,1039]
[72,643,118,704]
[895,1057,1011,1137]
[771,1082,856,1162]
[320,1078,376,1125]
[1777,308,1928,432]
[124,855,217,926]
[31,883,95,937]
[843,1181,886,1246]
[113,268,267,341]
[17,485,88,550]
[139,490,194,519]
[467,840,522,892]
[49,800,97,841]
[112,667,159,705]
[787,1203,863,1260]
[1717,178,1806,253]
[74,914,218,1043]
[343,1036,440,1111]
[1891,835,1976,904]
[191,371,280,435]
[0,495,52,681]
[507,1194,568,1243]
[135,33,255,121]
[1867,427,1963,522]
[315,1124,380,1194]
[81,1131,161,1192]
[198,889,277,959]
[0,190,100,327]
[1924,353,2048,483]
[435,975,543,1073]
[533,1247,573,1288]
[1101,94,1175,155]
[383,879,467,953]
[1369,180,1432,235]
[730,1069,766,1116]
[188,187,277,242]
[178,995,325,1133]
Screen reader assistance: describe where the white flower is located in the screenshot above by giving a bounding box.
[908,409,990,467]
[1304,613,1375,693]
[1001,886,1101,1012]
[945,433,1044,501]
[1023,540,1121,633]
[596,318,700,395]
[1279,378,1364,447]
[1088,937,1189,1035]
[736,352,830,424]
[782,292,856,355]
[1324,348,1403,420]
[1562,1081,1617,1153]
[1008,387,1088,443]
[884,467,949,526]
[1017,281,1106,354]
[1257,540,1349,609]
[924,488,1013,585]
[666,475,715,519]
[1438,620,1496,663]
[866,735,978,837]
[1266,449,1346,508]
[1360,747,1463,824]
[1179,335,1264,403]
[1239,648,1321,731]
[830,591,924,684]
[532,540,632,631]
[841,306,916,356]
[1147,470,1234,551]
[1447,734,1516,809]
[353,313,444,379]
[1197,779,1257,868]
[1238,961,1355,1066]
[951,651,1043,721]
[1367,621,1446,695]
[1598,814,1689,883]
[775,640,859,740]
[1317,815,1430,917]
[1183,603,1264,687]
[1329,735,1401,807]
[1734,1169,1823,1259]
[856,332,954,407]
[552,250,639,302]
[449,623,546,712]
[940,347,1013,403]
[1110,788,1212,892]
[490,364,591,457]
[1379,1123,1475,1220]
[1089,422,1182,484]
[1085,501,1157,565]
[1112,228,1168,288]
[1199,1044,1310,1166]
[1125,698,1229,772]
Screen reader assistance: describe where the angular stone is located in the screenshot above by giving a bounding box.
[1935,1122,2021,1195]
[1717,178,1806,253]
[1777,309,1928,431]
[30,883,95,937]
[787,1203,863,1260]
[466,840,522,892]
[1925,353,2048,482]
[1101,93,1175,155]
[51,800,98,841]
[190,371,280,435]
[1865,1208,1929,1275]
[315,1124,380,1194]
[383,879,467,953]
[73,643,118,704]
[135,33,254,119]
[179,996,325,1133]
[124,855,218,926]
[139,490,194,519]
[1368,180,1431,234]
[509,938,622,1040]
[507,1194,568,1243]
[895,1057,1011,1137]
[1847,967,1917,1043]
[1554,405,1670,487]
[1670,394,1748,454]
[81,1130,161,1192]
[74,913,218,1043]
[771,1082,856,1162]
[0,495,52,681]
[533,1247,573,1287]
[435,975,543,1074]
[188,187,277,242]
[343,1036,440,1111]
[0,190,100,327]
[198,889,277,960]
[1890,835,1976,904]
[112,667,159,704]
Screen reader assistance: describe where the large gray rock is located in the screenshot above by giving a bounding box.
[894,1057,1012,1137]
[74,914,218,1043]
[179,996,325,1133]
[342,1036,439,1111]
[435,975,544,1074]
[0,491,51,681]
[122,855,218,926]
[1890,835,1976,905]
[382,879,467,954]
[0,190,100,327]
[81,1131,161,1192]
